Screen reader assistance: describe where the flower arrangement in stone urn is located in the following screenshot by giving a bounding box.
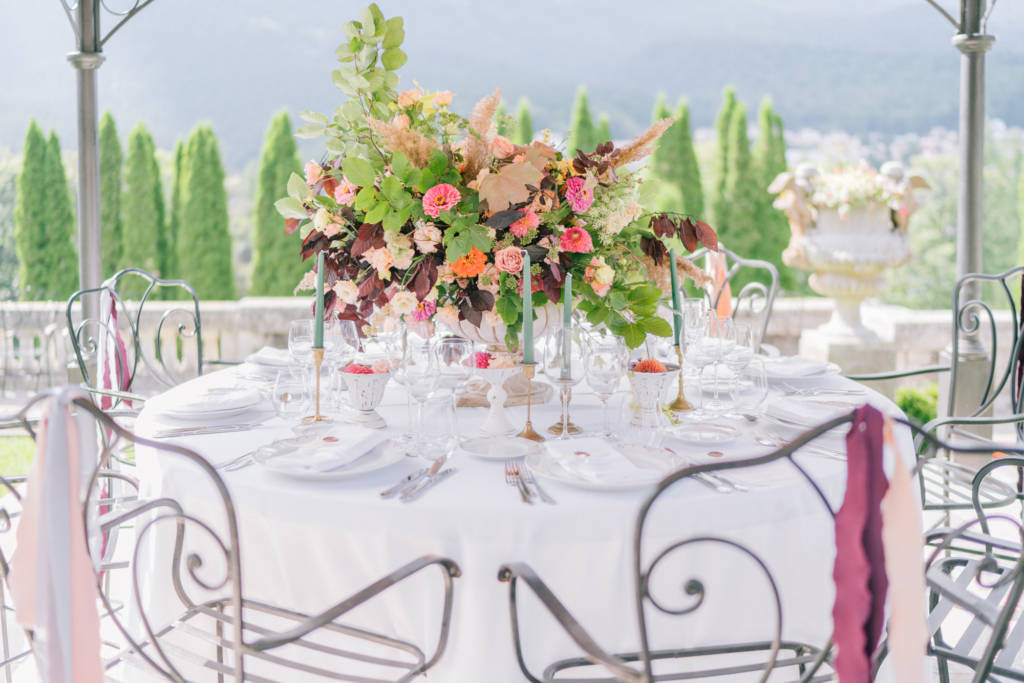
[276,3,718,356]
[769,161,929,340]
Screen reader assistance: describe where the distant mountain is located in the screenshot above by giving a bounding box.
[2,0,1022,168]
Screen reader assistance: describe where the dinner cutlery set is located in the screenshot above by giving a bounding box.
[380,457,457,502]
[504,459,556,504]
[152,423,264,439]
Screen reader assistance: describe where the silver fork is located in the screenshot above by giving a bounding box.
[504,459,532,504]
[518,464,556,504]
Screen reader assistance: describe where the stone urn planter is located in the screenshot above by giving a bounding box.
[771,162,928,342]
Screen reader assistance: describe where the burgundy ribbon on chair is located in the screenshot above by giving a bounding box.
[833,404,890,683]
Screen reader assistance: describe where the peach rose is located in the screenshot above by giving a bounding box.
[489,135,516,159]
[362,246,394,275]
[433,90,454,107]
[304,160,322,185]
[393,113,410,130]
[397,89,421,108]
[494,246,524,274]
[436,304,460,329]
[389,290,418,316]
[333,280,359,304]
[413,220,442,253]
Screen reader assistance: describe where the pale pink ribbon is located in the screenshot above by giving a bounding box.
[98,288,131,411]
[879,416,927,683]
[8,389,103,683]
[706,251,732,319]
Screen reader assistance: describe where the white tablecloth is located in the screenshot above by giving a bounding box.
[132,363,913,681]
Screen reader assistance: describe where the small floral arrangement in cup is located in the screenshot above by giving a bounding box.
[473,350,518,369]
[343,360,392,374]
[278,4,718,351]
[631,359,668,373]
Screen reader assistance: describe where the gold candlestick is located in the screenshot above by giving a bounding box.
[547,387,581,436]
[302,347,328,424]
[516,363,544,442]
[668,344,693,412]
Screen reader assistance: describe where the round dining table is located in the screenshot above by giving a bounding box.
[133,357,914,681]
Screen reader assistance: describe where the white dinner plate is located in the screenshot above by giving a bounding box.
[253,439,405,481]
[765,361,841,385]
[461,436,540,460]
[670,422,739,446]
[525,442,676,492]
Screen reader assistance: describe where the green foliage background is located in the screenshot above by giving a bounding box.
[120,122,167,297]
[99,111,122,278]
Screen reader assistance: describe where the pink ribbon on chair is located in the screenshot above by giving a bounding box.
[833,405,927,683]
[706,251,732,319]
[98,288,131,411]
[8,388,103,683]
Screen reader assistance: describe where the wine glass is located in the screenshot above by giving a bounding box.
[416,394,459,463]
[724,323,755,374]
[730,358,769,421]
[703,313,735,414]
[682,298,708,347]
[271,368,311,423]
[325,319,360,411]
[287,319,314,368]
[433,336,474,435]
[585,336,628,439]
[543,321,588,439]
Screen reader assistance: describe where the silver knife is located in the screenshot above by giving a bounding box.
[152,423,263,438]
[380,468,429,498]
[400,468,456,502]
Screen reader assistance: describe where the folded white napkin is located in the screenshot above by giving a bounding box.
[765,396,856,428]
[246,346,292,367]
[149,385,262,417]
[763,355,829,379]
[544,438,662,485]
[265,427,388,474]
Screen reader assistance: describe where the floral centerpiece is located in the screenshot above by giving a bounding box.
[276,4,716,350]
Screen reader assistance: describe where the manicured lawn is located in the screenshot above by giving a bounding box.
[0,437,34,477]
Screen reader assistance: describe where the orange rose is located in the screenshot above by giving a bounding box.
[451,247,488,278]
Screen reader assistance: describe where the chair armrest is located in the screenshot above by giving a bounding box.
[80,386,148,405]
[845,364,950,382]
[497,562,644,683]
[205,359,242,367]
[247,553,460,671]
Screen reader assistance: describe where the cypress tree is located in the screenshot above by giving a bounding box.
[751,98,795,289]
[99,111,122,278]
[722,103,762,291]
[673,100,704,218]
[176,125,235,300]
[595,114,611,146]
[567,86,596,156]
[495,102,511,137]
[710,87,737,230]
[249,112,305,296]
[649,94,684,213]
[165,139,184,282]
[15,124,78,300]
[120,123,166,296]
[513,99,533,146]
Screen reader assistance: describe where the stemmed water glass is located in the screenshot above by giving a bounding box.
[702,313,735,414]
[325,319,360,410]
[585,336,628,439]
[725,323,755,373]
[287,319,314,368]
[271,368,312,423]
[729,358,769,421]
[393,329,439,446]
[433,336,475,435]
[543,321,588,439]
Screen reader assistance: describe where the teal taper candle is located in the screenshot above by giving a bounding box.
[521,249,533,364]
[313,251,325,349]
[669,248,682,346]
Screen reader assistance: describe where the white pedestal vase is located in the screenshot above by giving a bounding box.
[452,302,558,406]
[344,372,391,429]
[476,365,519,436]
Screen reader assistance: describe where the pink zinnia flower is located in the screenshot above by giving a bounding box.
[509,208,539,238]
[343,363,374,375]
[411,300,436,322]
[334,176,357,205]
[422,183,461,218]
[564,176,594,212]
[473,351,492,369]
[560,226,594,253]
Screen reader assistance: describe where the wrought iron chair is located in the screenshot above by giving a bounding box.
[2,389,460,681]
[685,244,779,350]
[66,267,238,410]
[498,412,1024,683]
[851,266,1024,524]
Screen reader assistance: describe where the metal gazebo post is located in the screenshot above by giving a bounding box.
[61,0,157,319]
[924,0,997,426]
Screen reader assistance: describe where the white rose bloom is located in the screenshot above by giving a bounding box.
[332,280,359,304]
[390,290,418,316]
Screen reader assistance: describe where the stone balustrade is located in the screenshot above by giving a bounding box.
[1,296,1015,402]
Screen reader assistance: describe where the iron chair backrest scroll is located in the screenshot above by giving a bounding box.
[686,244,779,347]
[945,265,1024,438]
[629,412,1024,683]
[0,389,244,682]
[66,268,205,401]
